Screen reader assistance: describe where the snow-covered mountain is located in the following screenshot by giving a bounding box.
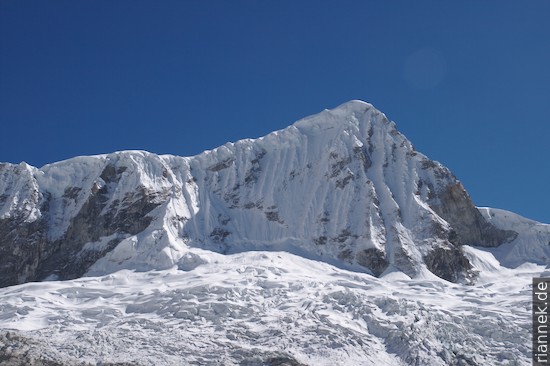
[0,100,519,287]
[0,100,548,365]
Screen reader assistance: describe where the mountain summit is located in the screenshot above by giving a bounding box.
[0,101,523,287]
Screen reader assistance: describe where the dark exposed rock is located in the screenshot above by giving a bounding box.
[223,190,240,208]
[367,126,375,154]
[424,246,477,284]
[234,352,308,366]
[210,227,231,242]
[265,209,284,224]
[62,187,81,199]
[338,249,353,261]
[244,149,266,186]
[335,173,354,188]
[317,212,330,224]
[35,184,165,282]
[430,182,517,247]
[313,236,327,245]
[391,244,417,278]
[208,158,235,172]
[356,248,389,277]
[0,194,8,206]
[218,214,231,226]
[261,356,308,366]
[329,157,352,178]
[353,146,372,172]
[333,229,352,243]
[0,163,167,287]
[0,214,49,287]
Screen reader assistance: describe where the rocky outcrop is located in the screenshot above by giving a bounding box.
[430,182,517,247]
[0,162,168,287]
[0,216,49,288]
[424,246,476,283]
[355,248,389,277]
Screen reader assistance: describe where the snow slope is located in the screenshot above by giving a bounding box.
[0,249,542,365]
[474,207,550,267]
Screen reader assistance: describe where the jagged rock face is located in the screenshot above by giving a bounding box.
[0,101,516,287]
[429,182,518,247]
[0,159,170,287]
[0,163,48,287]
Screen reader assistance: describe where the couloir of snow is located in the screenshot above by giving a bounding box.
[0,247,544,365]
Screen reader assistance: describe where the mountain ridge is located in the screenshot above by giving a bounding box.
[0,101,527,288]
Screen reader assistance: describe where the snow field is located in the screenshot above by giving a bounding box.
[0,249,540,365]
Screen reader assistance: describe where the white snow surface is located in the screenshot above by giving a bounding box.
[0,249,542,365]
[477,207,550,267]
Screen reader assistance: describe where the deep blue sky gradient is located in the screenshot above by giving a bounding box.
[1,1,549,223]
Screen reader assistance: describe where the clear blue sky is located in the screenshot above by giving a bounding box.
[1,1,549,223]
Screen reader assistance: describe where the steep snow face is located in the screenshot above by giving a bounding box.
[168,100,475,282]
[0,162,41,222]
[0,101,515,286]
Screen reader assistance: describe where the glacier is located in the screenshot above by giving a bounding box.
[0,100,548,365]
